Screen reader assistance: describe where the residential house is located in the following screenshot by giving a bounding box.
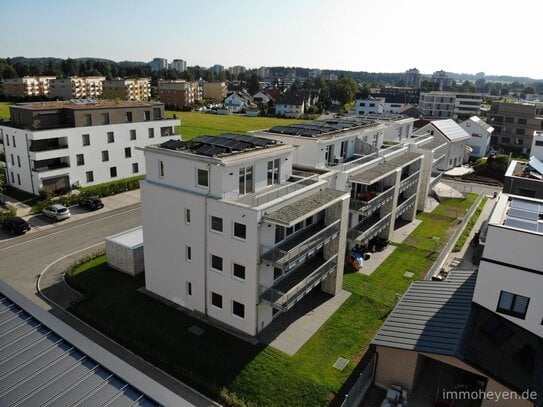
[275,92,306,118]
[253,91,270,104]
[102,78,151,101]
[223,91,254,113]
[414,119,471,170]
[202,82,227,102]
[419,91,482,120]
[354,96,386,115]
[3,76,56,98]
[459,116,495,158]
[49,77,106,100]
[0,100,179,194]
[487,101,543,154]
[158,80,202,108]
[398,104,424,120]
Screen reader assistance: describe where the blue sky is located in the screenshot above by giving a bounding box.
[1,0,541,79]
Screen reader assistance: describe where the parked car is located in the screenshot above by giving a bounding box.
[79,196,104,210]
[42,204,71,221]
[1,217,31,235]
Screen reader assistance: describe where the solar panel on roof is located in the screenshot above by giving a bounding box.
[529,157,543,175]
[511,199,540,211]
[508,208,539,220]
[504,218,538,231]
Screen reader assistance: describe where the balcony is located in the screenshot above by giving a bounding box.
[348,213,392,244]
[262,220,341,272]
[430,171,443,187]
[239,174,320,207]
[433,154,446,168]
[350,186,394,214]
[399,171,420,193]
[260,254,338,311]
[32,157,70,173]
[396,194,416,218]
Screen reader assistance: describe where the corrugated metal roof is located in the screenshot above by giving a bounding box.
[433,119,471,142]
[371,270,476,356]
[0,281,196,407]
[468,116,494,132]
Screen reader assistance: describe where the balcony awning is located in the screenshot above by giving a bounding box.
[263,188,348,227]
[350,152,421,185]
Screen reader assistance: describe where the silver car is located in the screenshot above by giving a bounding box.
[42,204,71,221]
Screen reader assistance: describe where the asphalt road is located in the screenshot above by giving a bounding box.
[0,203,142,306]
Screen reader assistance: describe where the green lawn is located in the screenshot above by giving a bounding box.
[165,111,305,140]
[0,101,12,120]
[67,194,477,407]
[453,196,488,252]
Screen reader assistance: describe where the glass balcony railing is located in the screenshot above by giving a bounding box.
[260,254,338,311]
[262,220,341,272]
[350,186,395,213]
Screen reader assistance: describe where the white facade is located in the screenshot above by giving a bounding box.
[531,131,543,160]
[275,102,304,118]
[354,97,385,115]
[223,93,249,112]
[49,77,106,100]
[253,91,270,104]
[419,92,482,120]
[171,59,187,72]
[473,194,543,337]
[150,58,168,72]
[459,116,494,158]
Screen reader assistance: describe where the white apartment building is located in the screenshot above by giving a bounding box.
[102,78,151,101]
[419,91,482,120]
[3,76,56,98]
[0,100,179,194]
[354,97,385,115]
[459,116,495,158]
[414,119,470,170]
[150,58,168,72]
[171,59,187,72]
[49,77,106,100]
[141,134,350,336]
[531,131,543,160]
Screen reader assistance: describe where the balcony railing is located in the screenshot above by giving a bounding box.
[246,174,320,207]
[430,171,443,187]
[396,194,416,217]
[433,154,446,167]
[399,171,420,192]
[260,254,338,311]
[350,186,395,213]
[348,213,392,244]
[29,144,68,152]
[335,152,379,172]
[32,162,70,172]
[262,220,341,271]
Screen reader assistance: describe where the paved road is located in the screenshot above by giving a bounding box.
[0,204,142,306]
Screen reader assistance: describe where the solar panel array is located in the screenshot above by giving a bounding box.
[268,120,370,137]
[159,133,278,157]
[504,198,543,233]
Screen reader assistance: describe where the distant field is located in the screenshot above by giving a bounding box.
[165,111,305,139]
[0,102,12,120]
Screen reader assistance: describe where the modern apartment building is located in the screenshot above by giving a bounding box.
[431,70,452,90]
[228,65,246,78]
[158,80,202,108]
[140,134,350,336]
[503,157,543,199]
[459,115,494,158]
[419,91,482,120]
[150,58,168,72]
[487,101,543,154]
[102,78,151,101]
[49,77,106,100]
[3,76,56,98]
[202,82,227,102]
[532,131,543,160]
[0,100,179,194]
[171,59,187,72]
[354,96,385,115]
[404,68,421,88]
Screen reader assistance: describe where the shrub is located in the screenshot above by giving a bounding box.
[0,203,17,221]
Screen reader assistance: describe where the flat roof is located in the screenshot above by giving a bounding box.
[106,226,143,248]
[489,194,543,234]
[263,188,348,226]
[12,99,162,111]
[372,270,477,356]
[0,281,197,406]
[266,118,379,138]
[350,152,421,184]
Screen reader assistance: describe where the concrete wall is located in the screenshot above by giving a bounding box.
[106,240,144,276]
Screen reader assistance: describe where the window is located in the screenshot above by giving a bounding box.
[267,159,280,185]
[514,138,523,145]
[233,263,246,280]
[504,117,514,123]
[12,135,15,147]
[82,134,90,146]
[306,216,313,226]
[340,141,347,158]
[497,291,529,319]
[5,135,8,146]
[501,137,510,144]
[76,154,84,166]
[10,154,14,165]
[125,111,133,122]
[84,114,92,126]
[517,118,527,125]
[132,162,139,173]
[125,147,131,158]
[86,171,94,183]
[286,226,293,236]
[186,282,192,296]
[369,103,375,107]
[107,131,114,143]
[211,255,223,272]
[503,127,512,134]
[17,174,21,185]
[148,128,155,138]
[232,301,245,318]
[239,166,254,194]
[102,113,110,125]
[110,167,117,177]
[186,246,192,262]
[159,160,165,177]
[211,292,222,308]
[197,168,209,188]
[233,222,246,240]
[10,172,14,183]
[185,208,191,224]
[102,150,109,161]
[130,129,136,140]
[17,156,21,167]
[275,225,285,243]
[211,216,223,233]
[294,221,303,232]
[273,267,282,281]
[359,102,366,107]
[515,128,525,135]
[536,140,543,147]
[144,111,151,121]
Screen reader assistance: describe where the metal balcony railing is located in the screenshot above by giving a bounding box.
[433,154,446,167]
[348,213,392,243]
[396,194,416,217]
[260,254,338,311]
[399,171,420,192]
[430,172,443,187]
[262,220,341,272]
[32,162,70,172]
[29,144,69,152]
[248,174,320,207]
[350,186,395,213]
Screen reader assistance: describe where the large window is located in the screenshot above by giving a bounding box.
[233,263,246,280]
[197,168,209,188]
[132,163,139,173]
[124,147,131,158]
[84,114,92,126]
[233,222,246,240]
[102,150,109,162]
[211,255,223,272]
[267,159,280,186]
[232,300,245,319]
[86,171,94,183]
[107,131,114,143]
[148,128,155,138]
[211,216,223,233]
[211,292,222,309]
[497,291,529,319]
[239,166,254,194]
[110,167,117,178]
[126,111,133,122]
[82,134,90,146]
[76,154,84,166]
[130,129,137,140]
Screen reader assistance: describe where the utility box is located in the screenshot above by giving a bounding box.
[105,227,144,276]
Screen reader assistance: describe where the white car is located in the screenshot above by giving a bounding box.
[42,204,71,221]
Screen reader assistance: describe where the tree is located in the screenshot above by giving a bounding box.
[247,72,260,95]
[330,76,359,105]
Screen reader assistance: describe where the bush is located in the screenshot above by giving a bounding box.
[0,203,17,222]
